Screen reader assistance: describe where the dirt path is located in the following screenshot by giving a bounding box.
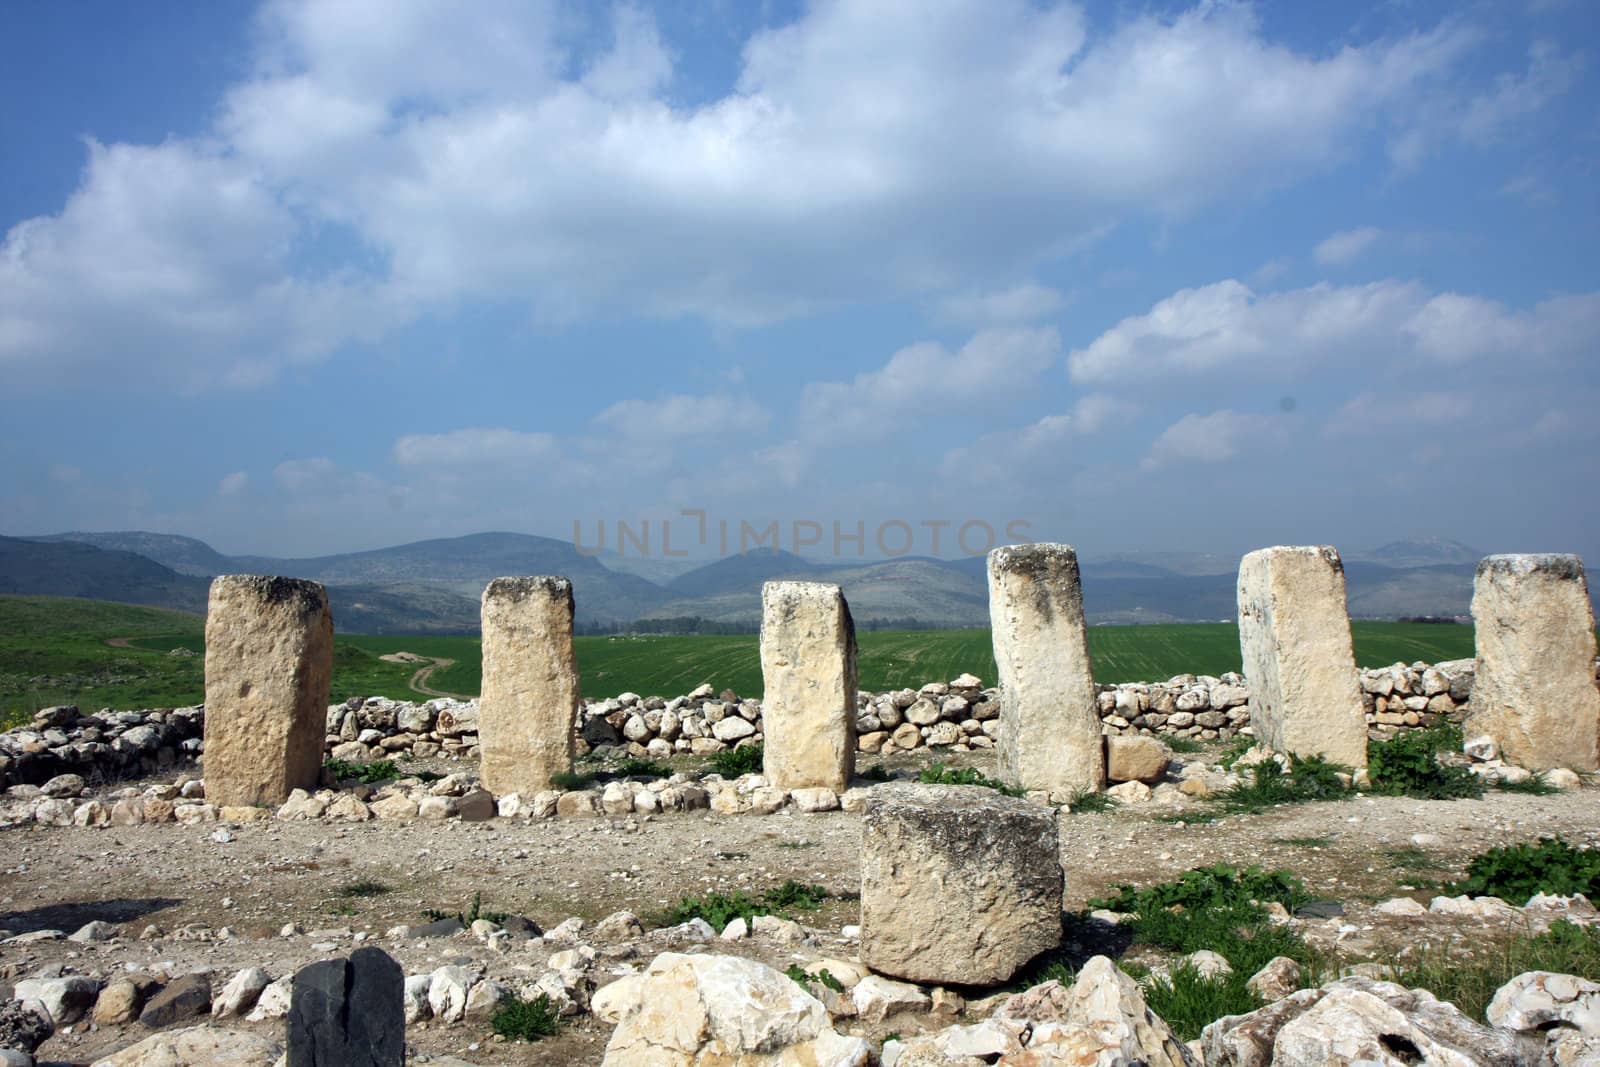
[104,636,137,649]
[407,657,466,699]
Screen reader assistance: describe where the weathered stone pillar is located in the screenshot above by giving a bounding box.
[479,577,579,795]
[988,543,1103,793]
[861,783,1061,984]
[1468,554,1600,771]
[1236,546,1367,770]
[760,581,856,792]
[203,575,332,808]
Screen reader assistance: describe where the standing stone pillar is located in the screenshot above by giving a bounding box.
[204,575,332,808]
[988,543,1104,793]
[760,581,856,792]
[1468,554,1600,771]
[1236,546,1367,770]
[479,577,579,795]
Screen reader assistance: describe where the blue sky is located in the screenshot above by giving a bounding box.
[1,0,1596,564]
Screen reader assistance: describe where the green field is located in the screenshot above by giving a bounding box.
[0,595,1487,724]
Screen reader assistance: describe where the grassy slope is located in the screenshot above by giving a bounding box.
[0,596,1485,719]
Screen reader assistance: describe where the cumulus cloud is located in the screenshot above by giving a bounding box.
[217,471,250,495]
[1141,410,1290,470]
[934,282,1070,325]
[0,1,1494,386]
[392,428,559,468]
[1314,226,1382,266]
[1068,279,1600,384]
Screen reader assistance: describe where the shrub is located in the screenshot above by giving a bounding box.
[1213,754,1350,813]
[323,758,398,784]
[709,742,764,777]
[1367,725,1482,800]
[490,993,561,1041]
[916,763,1023,797]
[611,758,671,779]
[1452,837,1600,902]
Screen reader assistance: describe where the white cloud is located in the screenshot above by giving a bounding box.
[273,457,341,492]
[1141,410,1289,470]
[592,393,769,438]
[0,1,1490,386]
[1314,226,1382,266]
[217,471,250,495]
[1326,390,1473,435]
[939,392,1135,486]
[392,428,559,468]
[934,282,1070,325]
[800,327,1061,442]
[1068,279,1600,384]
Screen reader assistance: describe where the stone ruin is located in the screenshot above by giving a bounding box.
[478,576,580,796]
[759,580,857,793]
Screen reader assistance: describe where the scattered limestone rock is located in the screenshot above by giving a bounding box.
[1106,735,1172,784]
[90,1025,281,1066]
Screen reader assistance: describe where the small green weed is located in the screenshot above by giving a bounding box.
[1164,736,1204,754]
[423,890,508,926]
[1382,846,1443,873]
[611,758,671,779]
[1452,837,1600,901]
[1367,724,1483,800]
[323,758,399,784]
[1213,754,1350,814]
[784,964,846,994]
[490,993,561,1041]
[1142,963,1262,1041]
[916,762,1024,797]
[336,877,392,898]
[1274,835,1335,848]
[1066,788,1119,814]
[1216,736,1252,770]
[328,900,359,917]
[550,770,595,791]
[1492,771,1559,796]
[658,880,833,929]
[776,840,819,850]
[709,742,764,777]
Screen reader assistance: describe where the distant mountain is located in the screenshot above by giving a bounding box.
[30,531,235,577]
[1085,551,1234,577]
[1349,538,1481,570]
[0,536,208,613]
[667,550,814,598]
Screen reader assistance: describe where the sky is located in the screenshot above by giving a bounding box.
[1,0,1597,565]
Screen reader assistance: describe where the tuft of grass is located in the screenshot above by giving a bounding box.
[610,758,671,779]
[1492,771,1559,796]
[336,877,392,898]
[658,879,833,930]
[1141,962,1262,1042]
[1274,835,1335,849]
[1164,736,1204,754]
[549,770,595,791]
[1216,736,1253,770]
[1212,754,1350,814]
[1451,837,1600,901]
[776,840,819,850]
[916,762,1024,797]
[1394,921,1600,1023]
[1090,865,1319,980]
[1383,846,1444,874]
[323,758,399,784]
[857,763,893,782]
[709,742,764,778]
[423,890,508,927]
[1366,723,1483,800]
[490,993,561,1041]
[1067,788,1119,814]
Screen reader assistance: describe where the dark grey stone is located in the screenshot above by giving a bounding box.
[287,946,404,1066]
[139,972,211,1028]
[456,788,496,822]
[0,999,51,1053]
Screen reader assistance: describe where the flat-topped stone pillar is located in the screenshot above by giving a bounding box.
[760,581,856,792]
[479,577,579,795]
[861,783,1062,984]
[1236,546,1367,770]
[1468,554,1600,771]
[988,543,1103,793]
[203,575,332,808]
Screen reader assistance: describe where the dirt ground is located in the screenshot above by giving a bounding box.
[3,744,1598,1065]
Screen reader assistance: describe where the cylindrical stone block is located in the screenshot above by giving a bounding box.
[1236,546,1367,770]
[988,543,1104,793]
[203,575,333,808]
[760,581,856,792]
[479,577,579,795]
[861,783,1062,985]
[1468,554,1600,771]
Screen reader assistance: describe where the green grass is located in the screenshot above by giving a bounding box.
[490,994,561,1042]
[916,762,1024,796]
[657,880,832,930]
[0,596,1490,719]
[1275,835,1336,848]
[1212,755,1351,814]
[1451,838,1600,902]
[708,742,764,777]
[1141,962,1263,1042]
[323,758,399,784]
[1393,921,1600,1023]
[336,877,392,898]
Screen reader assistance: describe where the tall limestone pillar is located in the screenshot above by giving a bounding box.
[203,575,333,807]
[1468,554,1600,771]
[479,577,580,795]
[760,581,856,792]
[988,543,1104,793]
[1236,546,1367,770]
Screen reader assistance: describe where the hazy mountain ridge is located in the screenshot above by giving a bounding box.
[9,529,1566,633]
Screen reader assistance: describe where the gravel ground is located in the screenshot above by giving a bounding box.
[3,745,1598,1065]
